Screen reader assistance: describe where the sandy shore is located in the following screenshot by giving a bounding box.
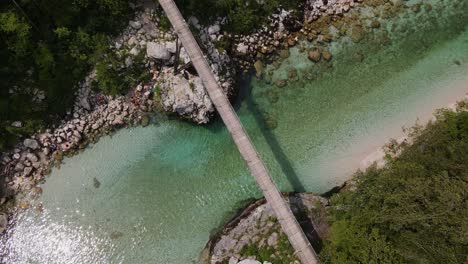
[343,75,468,182]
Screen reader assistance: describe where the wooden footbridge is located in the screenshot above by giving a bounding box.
[157,1,320,263]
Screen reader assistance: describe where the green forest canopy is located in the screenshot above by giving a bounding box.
[0,0,133,150]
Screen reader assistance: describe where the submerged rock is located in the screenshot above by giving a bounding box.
[140,115,150,127]
[93,177,101,188]
[254,60,264,79]
[110,231,123,240]
[370,20,381,28]
[349,25,366,43]
[322,50,333,62]
[275,79,287,88]
[279,49,290,59]
[308,49,321,62]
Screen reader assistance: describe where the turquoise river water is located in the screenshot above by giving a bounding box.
[1,1,467,263]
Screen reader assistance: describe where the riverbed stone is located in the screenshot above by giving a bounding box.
[370,20,381,28]
[14,162,24,172]
[140,115,150,127]
[279,49,290,59]
[322,50,333,61]
[349,25,365,43]
[308,49,321,62]
[23,139,39,150]
[275,79,287,88]
[26,153,38,163]
[254,60,264,79]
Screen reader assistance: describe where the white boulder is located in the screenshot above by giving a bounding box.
[238,260,261,264]
[146,42,171,60]
[23,139,39,150]
[208,24,221,35]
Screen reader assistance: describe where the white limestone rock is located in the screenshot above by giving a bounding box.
[159,69,214,124]
[11,121,23,128]
[208,24,221,35]
[238,260,261,264]
[236,43,249,54]
[129,20,142,30]
[146,42,171,60]
[23,139,39,150]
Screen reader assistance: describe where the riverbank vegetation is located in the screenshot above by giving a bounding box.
[175,0,302,33]
[321,102,468,263]
[0,0,134,151]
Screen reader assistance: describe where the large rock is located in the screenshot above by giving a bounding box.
[23,139,39,150]
[208,24,221,35]
[165,41,177,53]
[26,153,38,162]
[159,69,214,124]
[79,97,91,111]
[238,260,261,264]
[308,49,321,62]
[322,50,333,61]
[146,42,171,60]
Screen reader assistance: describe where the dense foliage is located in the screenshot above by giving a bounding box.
[175,0,302,33]
[321,104,468,263]
[0,0,133,151]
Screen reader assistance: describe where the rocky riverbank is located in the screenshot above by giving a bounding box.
[0,0,234,228]
[1,0,360,225]
[1,0,456,248]
[201,193,330,264]
[203,0,361,75]
[0,69,156,228]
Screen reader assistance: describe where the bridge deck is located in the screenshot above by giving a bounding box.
[157,1,319,263]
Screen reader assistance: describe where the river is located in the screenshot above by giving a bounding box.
[1,1,467,263]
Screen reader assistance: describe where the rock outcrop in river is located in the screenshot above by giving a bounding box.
[202,193,329,264]
[110,2,235,124]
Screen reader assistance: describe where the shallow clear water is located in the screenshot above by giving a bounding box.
[2,1,468,263]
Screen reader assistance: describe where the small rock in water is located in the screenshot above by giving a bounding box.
[93,177,101,188]
[370,20,381,29]
[308,49,321,62]
[18,200,30,209]
[279,49,290,59]
[322,50,333,62]
[275,79,287,88]
[140,115,150,127]
[110,231,123,240]
[454,60,461,66]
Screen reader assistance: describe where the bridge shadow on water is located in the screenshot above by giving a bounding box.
[238,78,323,251]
